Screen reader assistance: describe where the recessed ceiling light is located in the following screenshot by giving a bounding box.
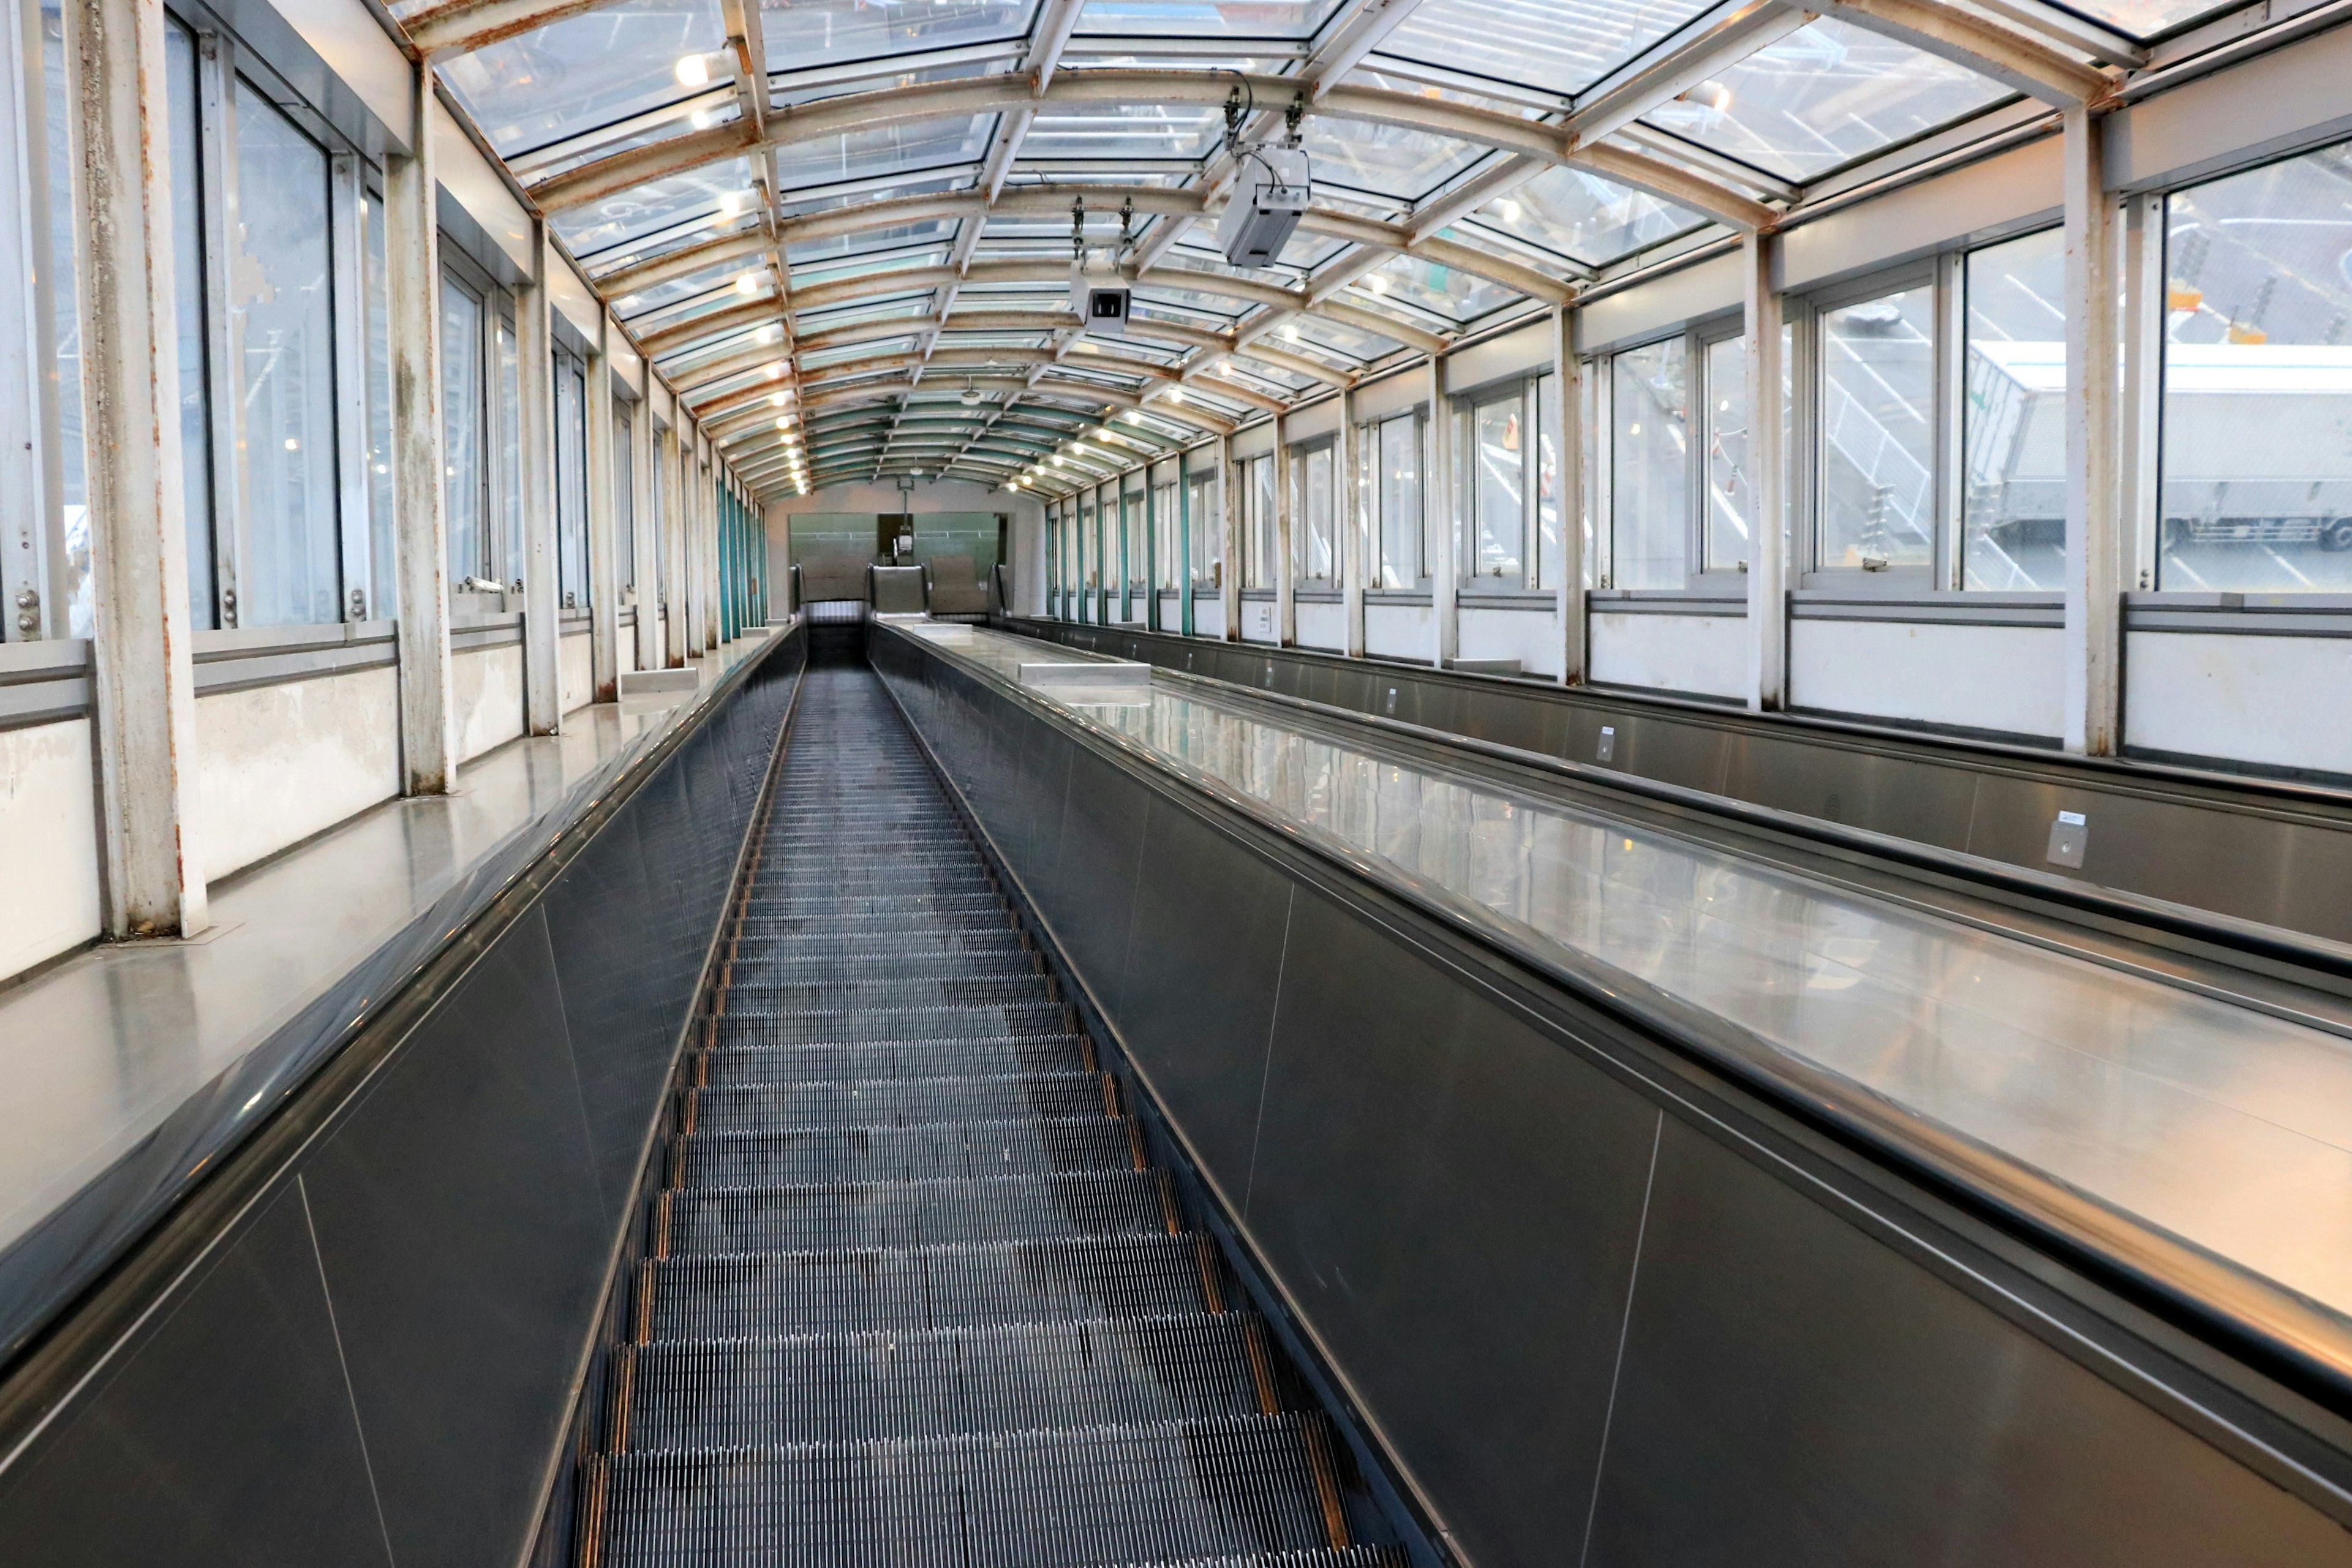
[674,53,709,88]
[734,272,760,295]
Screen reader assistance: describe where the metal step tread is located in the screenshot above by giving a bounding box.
[725,950,1041,986]
[667,1117,1140,1187]
[682,1072,1112,1134]
[612,1311,1287,1450]
[711,1003,1071,1046]
[658,1171,1174,1255]
[716,975,1058,1014]
[693,1034,1088,1084]
[594,1414,1351,1568]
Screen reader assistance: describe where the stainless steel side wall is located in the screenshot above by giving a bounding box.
[876,628,2352,1568]
[1017,619,2352,946]
[0,631,803,1568]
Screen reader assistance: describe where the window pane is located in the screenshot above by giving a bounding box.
[1125,485,1145,589]
[1471,397,1523,582]
[1704,336,1751,572]
[363,192,395,618]
[1301,446,1333,582]
[557,360,587,605]
[1819,286,1934,570]
[1377,415,1422,589]
[1611,339,1688,589]
[2160,146,2352,593]
[1963,228,2067,590]
[441,282,484,582]
[233,82,339,627]
[616,407,635,590]
[165,25,213,628]
[1248,456,1276,588]
[1536,374,1561,592]
[496,317,521,582]
[42,4,89,636]
[1189,472,1221,586]
[1080,501,1096,597]
[652,435,667,601]
[1155,480,1179,588]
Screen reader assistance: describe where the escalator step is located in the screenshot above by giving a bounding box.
[661,1171,1172,1254]
[669,1117,1138,1187]
[717,976,1053,1013]
[636,1234,1219,1339]
[695,1034,1088,1085]
[595,1414,1346,1568]
[614,1313,1281,1450]
[712,1003,1070,1045]
[684,1073,1111,1134]
[731,951,1039,986]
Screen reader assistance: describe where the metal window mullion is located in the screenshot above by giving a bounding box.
[329,152,368,620]
[197,32,242,628]
[1591,355,1614,590]
[1936,248,1966,592]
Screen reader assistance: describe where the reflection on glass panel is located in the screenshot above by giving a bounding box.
[165,26,214,628]
[1080,500,1098,598]
[497,317,523,581]
[554,155,756,257]
[557,360,589,606]
[1155,480,1180,587]
[1466,165,1702,269]
[1704,335,1749,572]
[2160,144,2352,594]
[41,3,89,635]
[1299,445,1335,582]
[1963,228,2067,590]
[1819,285,1934,570]
[1376,413,1422,588]
[765,0,1037,73]
[772,116,993,195]
[1357,254,1517,325]
[653,437,668,600]
[1387,0,1713,99]
[440,0,725,156]
[1471,396,1523,581]
[364,195,396,619]
[1611,339,1686,589]
[234,82,340,627]
[1127,484,1148,589]
[616,408,636,590]
[1025,104,1224,161]
[1244,454,1276,588]
[1536,372,1562,591]
[442,283,486,581]
[1188,470,1220,585]
[1642,19,2007,183]
[1306,118,1485,203]
[1075,0,1344,39]
[2057,0,2231,37]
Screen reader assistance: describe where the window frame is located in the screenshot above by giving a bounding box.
[1288,434,1336,587]
[1799,259,1945,588]
[1365,408,1428,593]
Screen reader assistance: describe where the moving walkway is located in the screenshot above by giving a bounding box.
[6,617,2352,1566]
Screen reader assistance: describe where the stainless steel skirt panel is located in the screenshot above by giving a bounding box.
[1016,619,2352,948]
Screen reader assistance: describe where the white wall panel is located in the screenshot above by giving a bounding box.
[2126,632,2352,778]
[1791,620,2063,739]
[1365,601,1434,663]
[1589,612,1746,699]
[0,719,102,981]
[1239,599,1278,643]
[1193,599,1226,639]
[1296,600,1346,651]
[560,630,594,714]
[454,644,526,761]
[1458,605,1564,678]
[195,668,401,882]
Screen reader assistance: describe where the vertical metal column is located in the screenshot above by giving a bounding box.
[1275,413,1295,647]
[1218,434,1239,641]
[518,222,562,733]
[2063,105,2122,756]
[632,361,662,670]
[1551,304,1585,685]
[385,62,454,793]
[1743,233,1786,711]
[586,312,621,701]
[1430,353,1458,669]
[1340,388,1365,659]
[67,0,206,937]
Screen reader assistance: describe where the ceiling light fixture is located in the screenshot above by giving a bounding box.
[734,272,760,296]
[674,53,709,88]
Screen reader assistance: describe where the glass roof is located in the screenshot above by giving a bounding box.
[1380,0,1714,102]
[1638,19,2011,183]
[398,0,2194,497]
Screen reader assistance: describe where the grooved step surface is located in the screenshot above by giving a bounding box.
[589,662,1379,1568]
[669,1117,1139,1187]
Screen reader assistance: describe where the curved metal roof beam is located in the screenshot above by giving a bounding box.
[530,69,1775,231]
